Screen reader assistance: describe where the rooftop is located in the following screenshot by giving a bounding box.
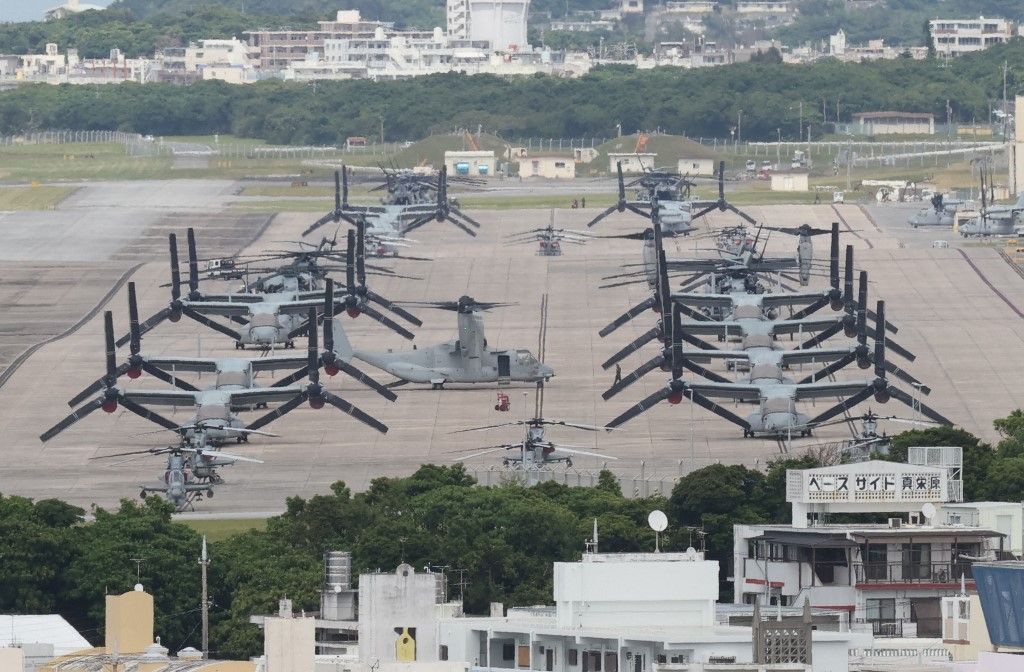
[0,615,90,656]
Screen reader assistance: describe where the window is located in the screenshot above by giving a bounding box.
[440,646,449,661]
[866,597,895,622]
[503,644,515,661]
[902,543,931,580]
[604,652,618,672]
[568,649,578,666]
[865,543,888,580]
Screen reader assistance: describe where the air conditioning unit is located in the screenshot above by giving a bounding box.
[888,517,902,529]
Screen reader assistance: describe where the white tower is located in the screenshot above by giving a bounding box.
[464,0,531,52]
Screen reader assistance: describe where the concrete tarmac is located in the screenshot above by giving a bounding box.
[1,186,1022,514]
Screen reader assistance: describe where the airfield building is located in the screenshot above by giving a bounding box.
[733,450,1023,640]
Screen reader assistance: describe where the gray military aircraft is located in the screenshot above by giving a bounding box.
[960,182,1024,238]
[91,428,265,510]
[505,212,595,256]
[605,301,951,436]
[303,166,482,238]
[41,309,389,444]
[909,193,965,228]
[330,295,554,388]
[121,229,420,349]
[447,296,610,467]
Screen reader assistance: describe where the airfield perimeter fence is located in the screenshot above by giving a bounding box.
[0,129,404,160]
[466,459,693,499]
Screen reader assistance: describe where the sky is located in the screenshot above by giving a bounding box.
[0,0,114,23]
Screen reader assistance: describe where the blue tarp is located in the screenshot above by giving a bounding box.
[973,563,1024,647]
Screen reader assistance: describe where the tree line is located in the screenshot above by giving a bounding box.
[2,412,1024,660]
[0,40,1020,144]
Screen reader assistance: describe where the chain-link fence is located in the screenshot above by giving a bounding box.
[466,460,681,499]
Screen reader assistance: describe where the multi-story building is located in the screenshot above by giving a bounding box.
[929,16,1016,57]
[182,38,261,83]
[245,10,433,70]
[733,449,1022,640]
[447,0,530,53]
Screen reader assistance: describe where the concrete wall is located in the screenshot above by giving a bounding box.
[0,648,24,672]
[266,615,316,672]
[105,588,154,654]
[359,567,440,664]
[553,555,718,628]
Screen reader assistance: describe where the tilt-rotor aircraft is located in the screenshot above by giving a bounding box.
[605,301,951,437]
[40,309,389,444]
[331,295,555,388]
[121,228,420,349]
[303,166,482,239]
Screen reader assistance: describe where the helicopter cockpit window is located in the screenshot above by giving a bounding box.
[516,350,535,363]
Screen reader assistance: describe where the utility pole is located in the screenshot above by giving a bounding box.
[846,134,852,192]
[1002,60,1009,140]
[199,536,209,660]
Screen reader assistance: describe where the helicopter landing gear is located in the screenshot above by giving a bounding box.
[743,429,753,438]
[431,382,445,390]
[234,342,244,350]
[206,489,214,498]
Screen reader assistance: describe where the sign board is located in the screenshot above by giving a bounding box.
[788,461,948,504]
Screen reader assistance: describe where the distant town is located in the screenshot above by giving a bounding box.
[2,0,1023,86]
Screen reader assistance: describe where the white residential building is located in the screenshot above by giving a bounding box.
[929,16,1016,57]
[431,551,869,672]
[733,450,1021,640]
[184,38,259,78]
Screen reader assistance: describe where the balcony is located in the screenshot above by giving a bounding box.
[854,561,973,585]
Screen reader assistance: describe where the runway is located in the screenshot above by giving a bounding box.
[1,182,1022,514]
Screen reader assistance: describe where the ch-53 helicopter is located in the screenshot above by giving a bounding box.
[505,211,596,256]
[330,295,555,389]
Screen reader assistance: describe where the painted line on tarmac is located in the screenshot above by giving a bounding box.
[957,248,1024,320]
[0,263,144,390]
[832,205,874,249]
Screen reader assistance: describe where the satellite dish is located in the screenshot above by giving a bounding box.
[921,502,936,521]
[648,510,668,532]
